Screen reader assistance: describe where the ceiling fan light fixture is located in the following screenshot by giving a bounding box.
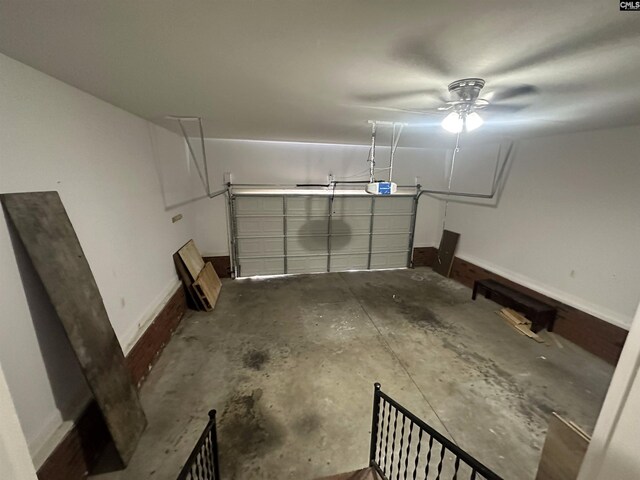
[441,111,484,133]
[465,111,484,131]
[442,111,464,133]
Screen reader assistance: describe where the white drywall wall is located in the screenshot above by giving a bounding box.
[442,126,640,328]
[0,53,198,466]
[191,138,466,257]
[0,363,38,480]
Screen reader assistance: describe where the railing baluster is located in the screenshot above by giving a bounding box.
[469,470,477,480]
[425,435,434,478]
[379,398,388,466]
[383,400,393,473]
[412,429,422,480]
[381,403,388,473]
[389,407,399,480]
[396,414,406,480]
[404,420,413,480]
[436,445,446,480]
[452,456,460,480]
[370,385,382,467]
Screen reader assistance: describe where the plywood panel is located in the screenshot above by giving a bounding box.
[1,191,146,465]
[536,413,590,480]
[192,262,222,311]
[173,251,204,310]
[177,239,205,280]
[433,230,460,278]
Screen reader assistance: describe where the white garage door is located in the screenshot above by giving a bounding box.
[230,190,418,277]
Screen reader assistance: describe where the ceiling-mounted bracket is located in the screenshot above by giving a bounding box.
[367,120,408,183]
[165,115,213,197]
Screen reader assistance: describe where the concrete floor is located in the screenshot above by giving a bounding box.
[91,268,614,480]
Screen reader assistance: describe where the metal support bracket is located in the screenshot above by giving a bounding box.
[166,116,213,197]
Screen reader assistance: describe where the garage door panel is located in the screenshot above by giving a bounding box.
[287,216,329,235]
[232,194,416,277]
[239,257,284,277]
[330,234,369,254]
[332,215,371,234]
[330,254,369,272]
[237,238,284,257]
[372,233,410,252]
[374,197,414,213]
[370,252,408,269]
[236,217,284,236]
[332,197,372,214]
[287,256,328,274]
[372,215,413,234]
[287,236,328,254]
[235,196,283,215]
[287,197,329,216]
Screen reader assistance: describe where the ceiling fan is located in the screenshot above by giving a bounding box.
[436,78,489,133]
[360,78,536,134]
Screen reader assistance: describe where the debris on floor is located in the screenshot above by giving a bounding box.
[543,331,565,349]
[497,308,545,343]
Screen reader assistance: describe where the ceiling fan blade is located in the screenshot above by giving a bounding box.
[488,85,538,102]
[353,89,442,103]
[392,34,452,77]
[486,19,640,76]
[480,103,528,113]
[354,105,442,116]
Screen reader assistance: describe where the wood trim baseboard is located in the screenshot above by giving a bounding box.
[37,287,187,480]
[449,257,627,365]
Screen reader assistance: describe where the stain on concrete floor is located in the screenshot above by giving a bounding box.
[218,387,285,478]
[90,268,614,480]
[243,349,270,371]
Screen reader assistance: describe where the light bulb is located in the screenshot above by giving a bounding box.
[465,112,484,131]
[441,112,463,133]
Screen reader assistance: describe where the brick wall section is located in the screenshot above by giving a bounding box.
[125,287,188,387]
[203,256,232,279]
[35,402,111,480]
[450,257,627,365]
[411,247,437,267]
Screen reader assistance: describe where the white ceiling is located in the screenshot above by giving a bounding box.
[1,1,639,146]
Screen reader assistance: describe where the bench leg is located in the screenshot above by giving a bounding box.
[472,283,479,300]
[530,321,543,334]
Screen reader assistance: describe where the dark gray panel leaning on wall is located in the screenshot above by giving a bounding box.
[1,191,146,465]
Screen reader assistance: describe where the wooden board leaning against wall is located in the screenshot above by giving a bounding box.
[175,239,222,312]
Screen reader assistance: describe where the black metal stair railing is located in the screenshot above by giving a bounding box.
[176,410,221,480]
[369,383,503,480]
[178,385,502,480]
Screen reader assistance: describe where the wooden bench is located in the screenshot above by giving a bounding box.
[472,278,557,333]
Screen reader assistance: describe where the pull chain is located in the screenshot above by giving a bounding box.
[438,130,461,265]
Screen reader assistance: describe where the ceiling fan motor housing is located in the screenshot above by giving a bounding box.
[448,78,485,103]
